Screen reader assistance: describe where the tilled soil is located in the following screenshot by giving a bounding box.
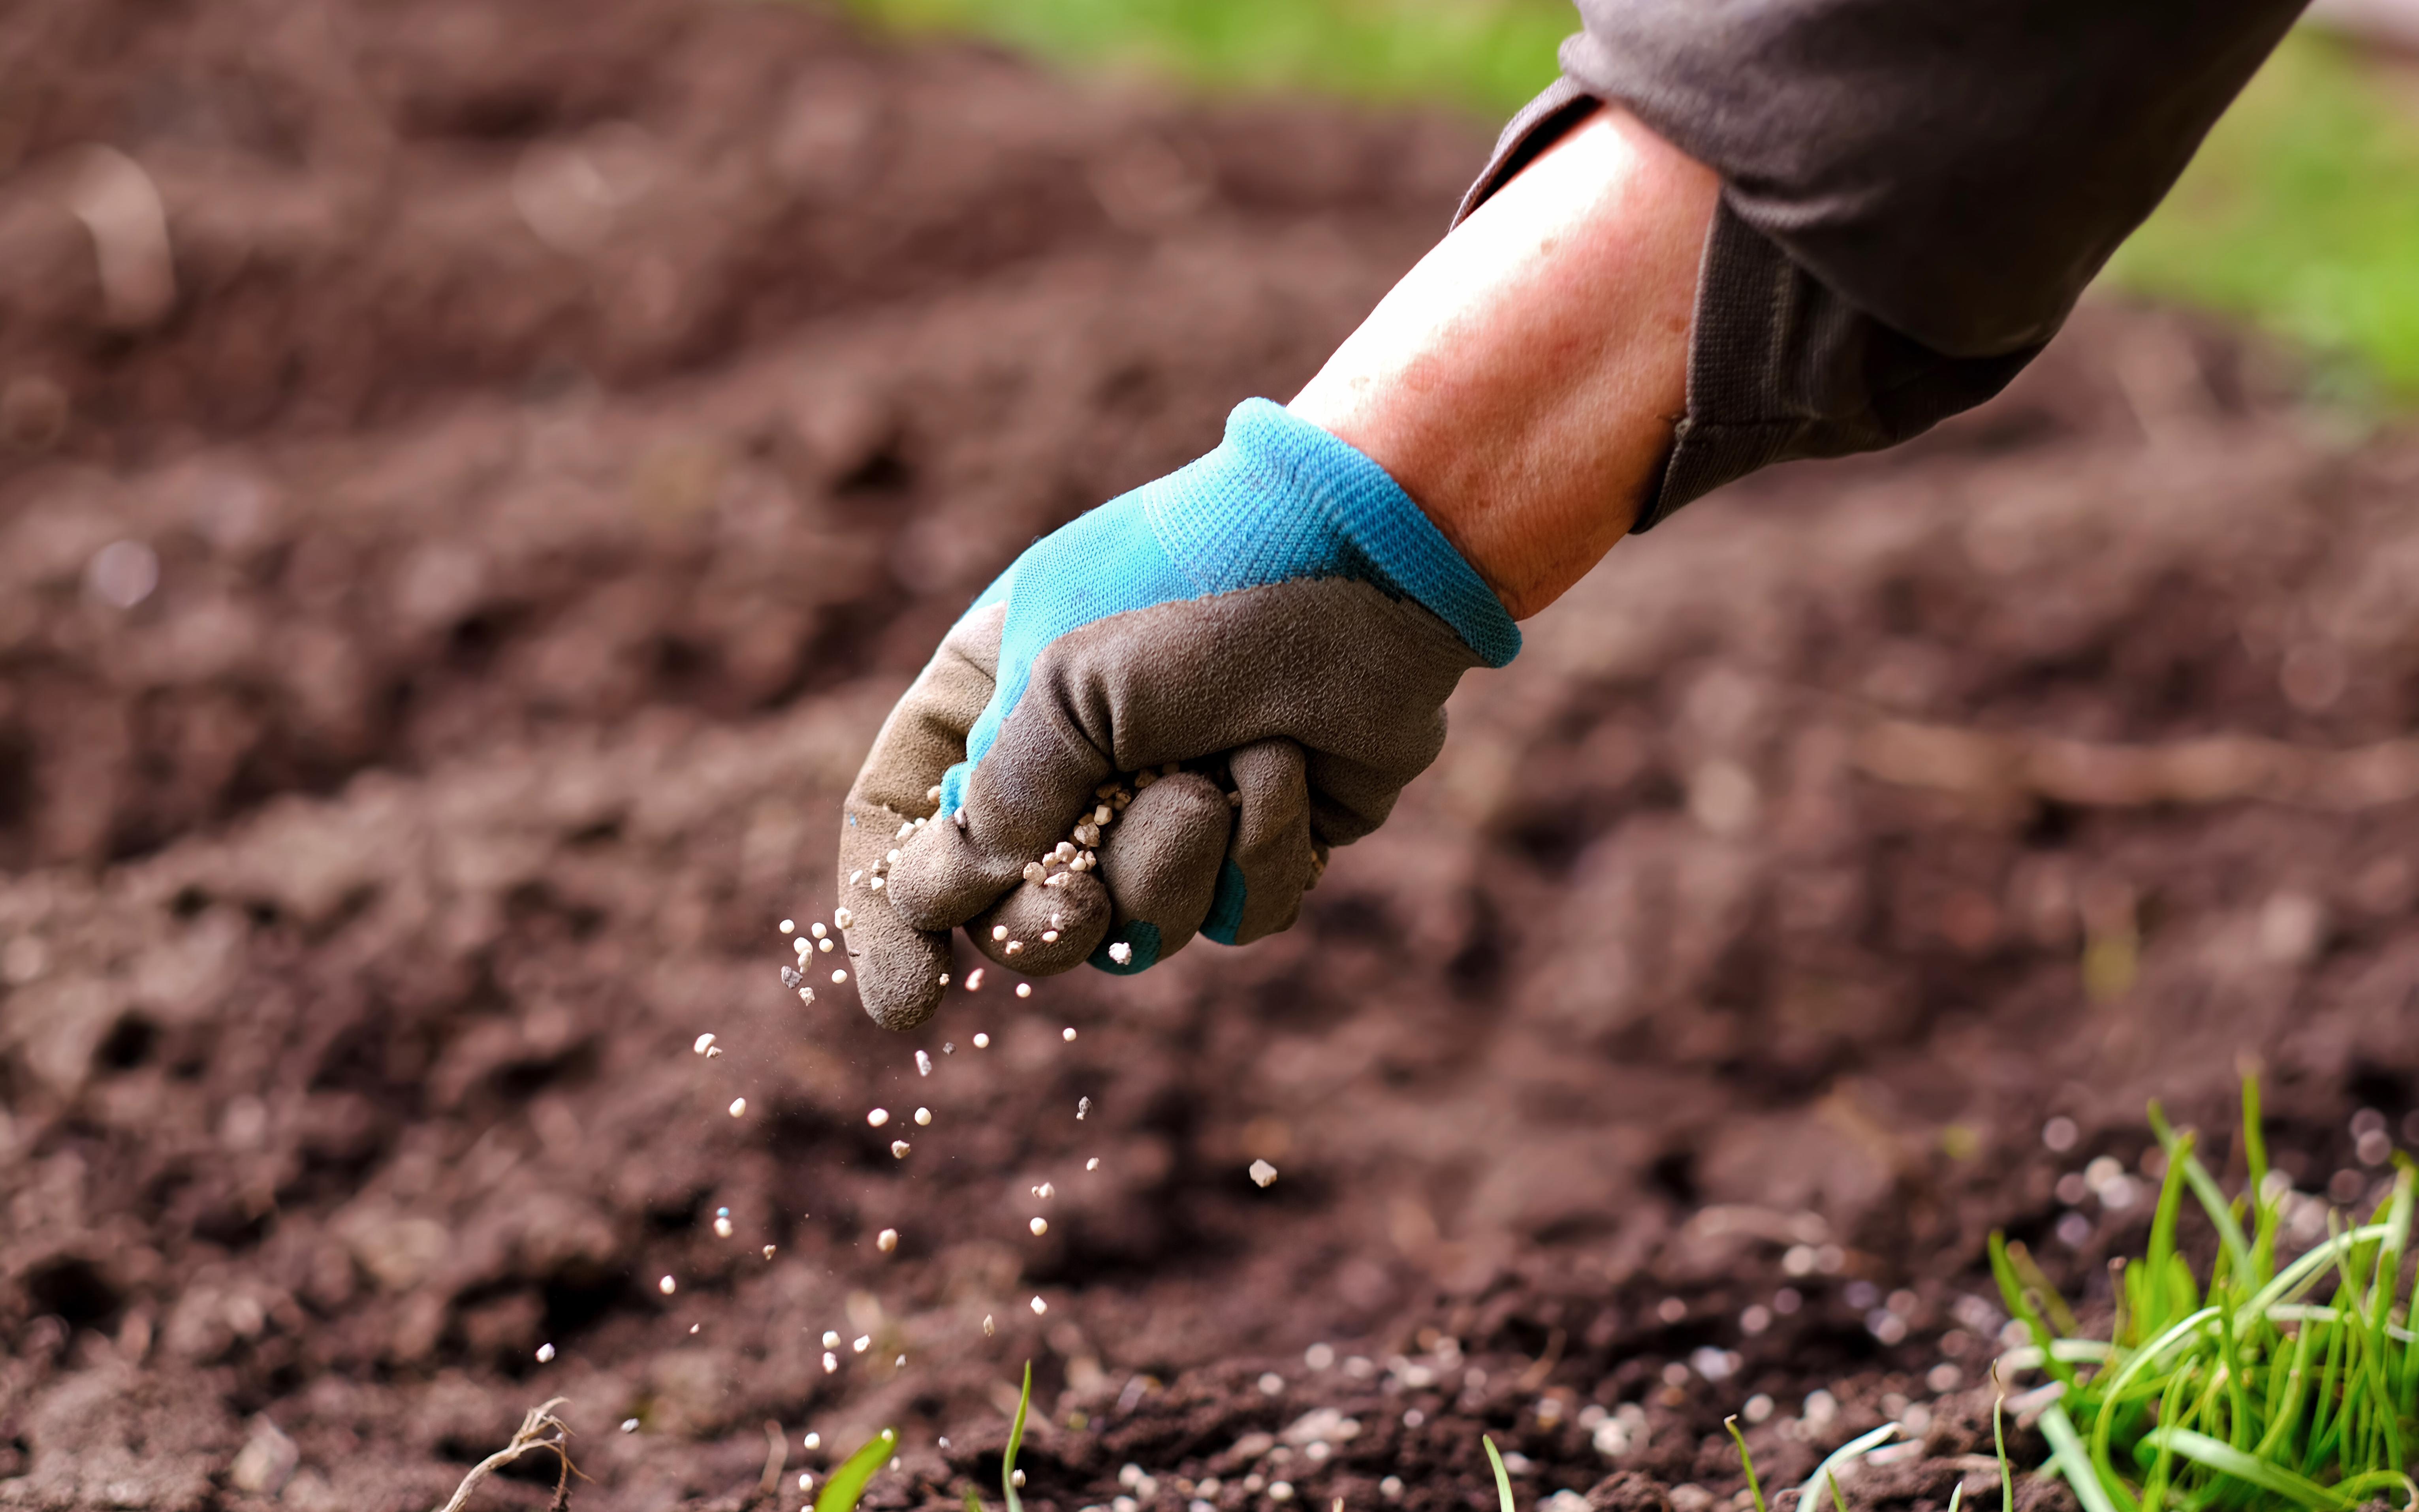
[6,3,2419,1511]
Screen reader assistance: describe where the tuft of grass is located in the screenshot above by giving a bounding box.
[1993,1078,2419,1511]
[816,1427,899,1512]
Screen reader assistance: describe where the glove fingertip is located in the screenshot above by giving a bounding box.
[1199,858,1248,947]
[856,945,951,1030]
[1088,920,1162,975]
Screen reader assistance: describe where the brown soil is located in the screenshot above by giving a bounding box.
[6,2,2419,1511]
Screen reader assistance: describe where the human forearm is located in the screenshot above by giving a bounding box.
[1288,104,1717,620]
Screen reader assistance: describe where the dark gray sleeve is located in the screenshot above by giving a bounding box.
[1457,1,2309,530]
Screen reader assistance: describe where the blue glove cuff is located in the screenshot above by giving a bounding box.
[942,400,1517,821]
[1146,399,1521,668]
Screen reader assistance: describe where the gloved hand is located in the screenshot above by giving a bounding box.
[835,399,1519,1028]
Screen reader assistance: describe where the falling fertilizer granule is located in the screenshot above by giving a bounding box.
[1249,1160,1279,1188]
[1030,1217,1048,1236]
[914,1107,932,1125]
[1076,1096,1091,1119]
[729,1097,747,1117]
[692,1033,716,1054]
[916,1049,933,1076]
[1061,1025,1076,1040]
[867,1108,890,1127]
[876,1228,899,1252]
[658,1275,677,1295]
[535,1342,555,1363]
[1031,1296,1048,1315]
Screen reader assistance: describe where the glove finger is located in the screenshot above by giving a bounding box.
[1200,736,1319,946]
[837,799,957,1029]
[967,867,1111,974]
[1093,770,1232,972]
[886,730,1112,935]
[837,604,1003,1029]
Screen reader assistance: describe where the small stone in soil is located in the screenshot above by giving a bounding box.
[781,967,803,988]
[1249,1159,1278,1187]
[1107,941,1132,965]
[891,1139,911,1157]
[762,1245,776,1258]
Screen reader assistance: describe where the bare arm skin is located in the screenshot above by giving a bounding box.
[1289,105,1719,620]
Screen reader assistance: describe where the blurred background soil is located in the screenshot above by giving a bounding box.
[6,2,2419,1510]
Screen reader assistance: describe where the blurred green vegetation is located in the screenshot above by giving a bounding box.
[840,0,1570,118]
[2107,31,2419,402]
[842,0,2419,400]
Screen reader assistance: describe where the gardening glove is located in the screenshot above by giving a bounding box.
[836,398,1519,1029]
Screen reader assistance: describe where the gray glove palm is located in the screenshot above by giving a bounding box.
[837,400,1519,1027]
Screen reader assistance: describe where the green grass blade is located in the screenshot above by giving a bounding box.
[2040,1402,2133,1512]
[965,1489,984,1512]
[2246,1225,2395,1315]
[1482,1435,1516,1512]
[2153,1113,2255,1284]
[2242,1077,2269,1201]
[1004,1360,1032,1512]
[1724,1416,1767,1512]
[2144,1114,2193,1318]
[1992,1232,2080,1389]
[1995,1395,2015,1512]
[2143,1428,2362,1510]
[816,1429,899,1512]
[1793,1423,1900,1512]
[1945,1486,1963,1512]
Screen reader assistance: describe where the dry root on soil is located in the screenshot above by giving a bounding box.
[431,1398,578,1512]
